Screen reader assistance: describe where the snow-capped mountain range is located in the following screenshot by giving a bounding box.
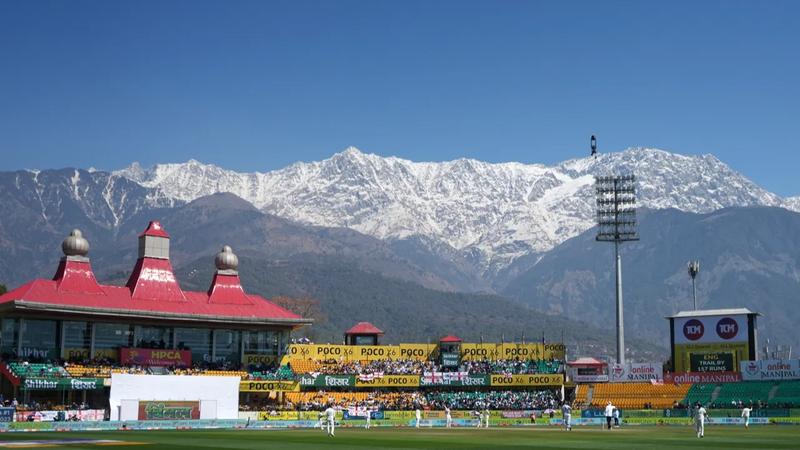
[113,146,797,273]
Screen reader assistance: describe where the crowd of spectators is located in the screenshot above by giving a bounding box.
[460,359,562,375]
[424,389,558,410]
[314,359,436,376]
[241,389,559,412]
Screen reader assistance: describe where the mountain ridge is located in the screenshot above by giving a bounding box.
[113,146,798,276]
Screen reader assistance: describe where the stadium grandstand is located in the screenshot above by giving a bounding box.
[0,223,799,429]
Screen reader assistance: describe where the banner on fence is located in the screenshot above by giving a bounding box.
[740,360,800,381]
[609,362,664,382]
[22,378,103,390]
[355,375,419,387]
[299,374,356,388]
[489,374,564,386]
[138,401,200,420]
[664,371,742,384]
[120,348,192,368]
[239,380,300,392]
[421,372,489,387]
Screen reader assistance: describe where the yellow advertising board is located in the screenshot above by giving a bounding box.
[460,343,501,361]
[673,342,749,373]
[243,354,278,366]
[541,343,567,360]
[350,345,401,361]
[258,411,300,420]
[284,342,566,363]
[355,375,420,388]
[239,380,300,392]
[398,344,437,361]
[489,373,564,387]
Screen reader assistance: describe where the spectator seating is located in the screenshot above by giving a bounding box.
[7,362,67,378]
[770,380,800,407]
[714,381,773,407]
[590,383,690,409]
[682,383,715,406]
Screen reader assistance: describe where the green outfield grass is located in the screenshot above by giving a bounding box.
[0,426,798,450]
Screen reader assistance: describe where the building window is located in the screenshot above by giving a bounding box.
[94,323,133,360]
[175,328,211,364]
[19,319,58,361]
[134,326,173,349]
[213,330,241,366]
[63,321,91,361]
[0,318,19,360]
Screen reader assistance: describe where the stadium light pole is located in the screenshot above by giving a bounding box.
[688,261,700,310]
[595,174,639,365]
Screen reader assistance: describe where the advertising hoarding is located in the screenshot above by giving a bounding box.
[609,362,664,382]
[740,360,800,381]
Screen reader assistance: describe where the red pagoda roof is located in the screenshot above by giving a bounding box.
[439,335,463,343]
[0,223,310,327]
[139,220,170,238]
[345,322,384,335]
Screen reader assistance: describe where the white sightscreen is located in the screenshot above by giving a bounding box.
[109,374,239,420]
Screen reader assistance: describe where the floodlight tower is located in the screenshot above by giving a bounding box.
[688,261,700,310]
[595,174,639,365]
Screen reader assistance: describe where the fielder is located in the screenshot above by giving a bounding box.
[694,402,708,438]
[741,406,752,428]
[445,405,453,428]
[483,406,490,428]
[415,408,421,428]
[324,405,337,437]
[561,402,572,431]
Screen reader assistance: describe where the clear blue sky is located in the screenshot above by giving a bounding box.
[1,0,798,195]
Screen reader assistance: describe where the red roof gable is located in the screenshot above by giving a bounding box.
[207,273,253,305]
[439,335,463,343]
[568,357,607,366]
[345,322,384,335]
[0,221,309,326]
[126,257,186,302]
[52,259,104,295]
[0,278,304,323]
[139,221,170,238]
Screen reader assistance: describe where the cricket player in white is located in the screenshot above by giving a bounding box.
[741,406,752,428]
[415,408,421,428]
[445,406,452,428]
[325,405,337,437]
[604,401,615,430]
[365,407,371,429]
[561,402,572,431]
[694,403,708,438]
[483,407,490,428]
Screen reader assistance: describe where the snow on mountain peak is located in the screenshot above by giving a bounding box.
[112,147,792,272]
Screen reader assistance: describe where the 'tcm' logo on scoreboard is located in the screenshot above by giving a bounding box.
[683,319,704,341]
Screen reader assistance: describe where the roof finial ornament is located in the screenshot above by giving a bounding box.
[62,229,90,258]
[215,245,239,273]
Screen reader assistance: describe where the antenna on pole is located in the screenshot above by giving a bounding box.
[688,261,700,310]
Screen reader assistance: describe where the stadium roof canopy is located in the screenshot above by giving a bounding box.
[345,322,384,335]
[0,222,312,328]
[567,357,606,366]
[666,308,760,319]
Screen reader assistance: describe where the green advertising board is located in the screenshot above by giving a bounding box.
[22,378,103,391]
[420,374,489,387]
[299,374,355,388]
